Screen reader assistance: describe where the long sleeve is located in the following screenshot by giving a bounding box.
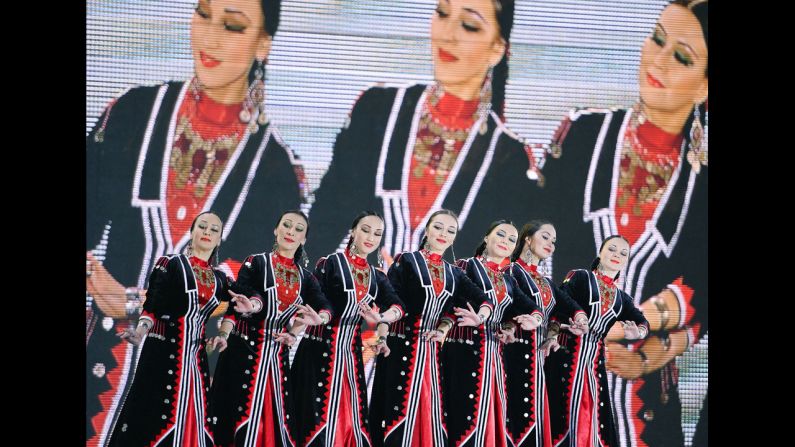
[551,280,586,320]
[558,269,589,311]
[618,292,650,335]
[313,256,335,297]
[140,256,178,324]
[226,255,268,322]
[309,88,390,257]
[213,269,249,303]
[86,86,160,287]
[374,270,405,319]
[302,268,334,320]
[453,261,492,312]
[504,275,541,318]
[387,253,407,304]
[213,269,236,303]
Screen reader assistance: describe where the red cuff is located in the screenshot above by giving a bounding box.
[319,310,333,324]
[140,310,155,323]
[667,277,696,328]
[386,304,404,320]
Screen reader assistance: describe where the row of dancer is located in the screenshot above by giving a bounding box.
[87,1,708,445]
[107,207,649,447]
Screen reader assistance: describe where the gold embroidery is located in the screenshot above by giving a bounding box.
[274,262,299,291]
[596,275,617,315]
[350,263,370,297]
[170,116,239,197]
[616,111,678,217]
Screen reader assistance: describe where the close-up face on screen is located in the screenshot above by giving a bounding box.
[86,1,707,446]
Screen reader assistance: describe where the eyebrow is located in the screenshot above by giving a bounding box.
[658,23,702,60]
[224,7,245,15]
[224,8,251,21]
[677,40,701,59]
[463,7,486,23]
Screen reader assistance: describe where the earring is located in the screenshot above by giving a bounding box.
[477,66,494,135]
[377,248,384,268]
[686,103,708,173]
[239,59,268,134]
[350,241,361,257]
[301,246,309,268]
[524,248,534,264]
[272,240,279,253]
[186,240,194,257]
[213,244,221,267]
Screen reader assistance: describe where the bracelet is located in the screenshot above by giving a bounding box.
[376,335,387,344]
[376,320,390,329]
[251,298,263,313]
[137,319,152,332]
[320,312,330,325]
[478,314,486,325]
[652,296,670,330]
[218,330,229,340]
